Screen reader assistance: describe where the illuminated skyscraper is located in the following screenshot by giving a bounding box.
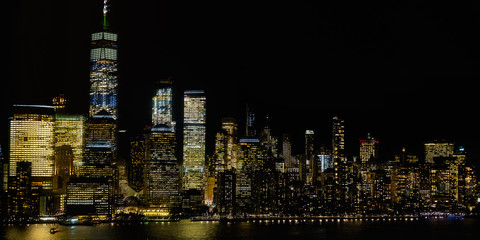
[424,141,454,164]
[8,105,56,216]
[8,161,33,218]
[145,125,180,211]
[9,105,55,177]
[304,130,315,183]
[219,117,239,170]
[246,104,256,137]
[129,135,147,192]
[237,137,263,213]
[89,0,118,118]
[66,177,113,217]
[152,78,175,128]
[211,118,239,210]
[318,151,333,173]
[332,116,345,165]
[359,133,379,163]
[1,145,7,192]
[282,134,293,168]
[54,115,84,175]
[182,90,206,191]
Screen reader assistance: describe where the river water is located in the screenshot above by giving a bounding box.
[1,218,479,240]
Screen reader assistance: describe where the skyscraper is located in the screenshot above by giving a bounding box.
[182,90,206,191]
[54,115,84,175]
[8,161,32,218]
[129,135,147,193]
[67,111,116,218]
[9,105,56,217]
[424,141,454,164]
[152,78,175,128]
[282,134,293,168]
[9,105,55,177]
[332,116,345,164]
[89,0,118,118]
[304,130,315,183]
[145,125,180,211]
[359,133,379,163]
[246,104,256,137]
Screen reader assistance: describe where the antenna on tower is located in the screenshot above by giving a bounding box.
[103,0,109,29]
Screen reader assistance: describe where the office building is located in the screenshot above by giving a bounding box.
[152,78,175,128]
[89,0,118,118]
[7,161,32,218]
[424,141,454,164]
[129,135,147,192]
[9,105,55,178]
[66,177,113,217]
[182,90,206,191]
[145,125,180,210]
[359,133,379,163]
[54,114,84,175]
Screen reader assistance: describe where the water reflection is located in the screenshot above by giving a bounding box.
[1,218,479,240]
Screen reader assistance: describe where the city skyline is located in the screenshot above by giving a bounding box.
[6,1,480,166]
[2,1,480,228]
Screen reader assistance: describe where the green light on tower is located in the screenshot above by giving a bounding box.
[103,0,109,29]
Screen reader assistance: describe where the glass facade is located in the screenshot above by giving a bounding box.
[66,177,113,216]
[425,141,454,164]
[152,84,173,127]
[332,116,345,164]
[89,30,118,118]
[359,133,379,163]
[9,113,54,177]
[8,161,33,218]
[318,154,333,172]
[54,115,84,174]
[182,90,206,191]
[129,135,146,192]
[146,126,180,209]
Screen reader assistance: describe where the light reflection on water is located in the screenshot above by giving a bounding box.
[1,218,479,240]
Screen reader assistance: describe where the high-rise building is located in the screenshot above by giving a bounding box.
[54,115,84,175]
[85,110,117,145]
[317,147,333,173]
[359,133,379,163]
[152,78,175,128]
[68,0,119,215]
[182,90,206,191]
[66,177,113,217]
[282,134,293,169]
[332,116,354,212]
[8,161,33,218]
[424,141,454,164]
[9,105,55,177]
[246,104,256,137]
[220,117,238,170]
[89,0,118,118]
[1,145,8,192]
[145,125,180,211]
[332,116,345,165]
[129,135,147,193]
[237,137,263,213]
[304,130,315,183]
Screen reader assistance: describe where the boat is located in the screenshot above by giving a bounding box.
[50,228,60,234]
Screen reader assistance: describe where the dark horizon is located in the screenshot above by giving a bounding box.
[6,1,480,167]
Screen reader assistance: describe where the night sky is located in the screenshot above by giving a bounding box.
[6,1,480,167]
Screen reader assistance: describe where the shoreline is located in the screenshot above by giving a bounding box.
[2,214,472,225]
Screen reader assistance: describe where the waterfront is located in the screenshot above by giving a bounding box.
[1,218,480,240]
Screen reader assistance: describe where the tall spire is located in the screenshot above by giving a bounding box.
[103,0,109,29]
